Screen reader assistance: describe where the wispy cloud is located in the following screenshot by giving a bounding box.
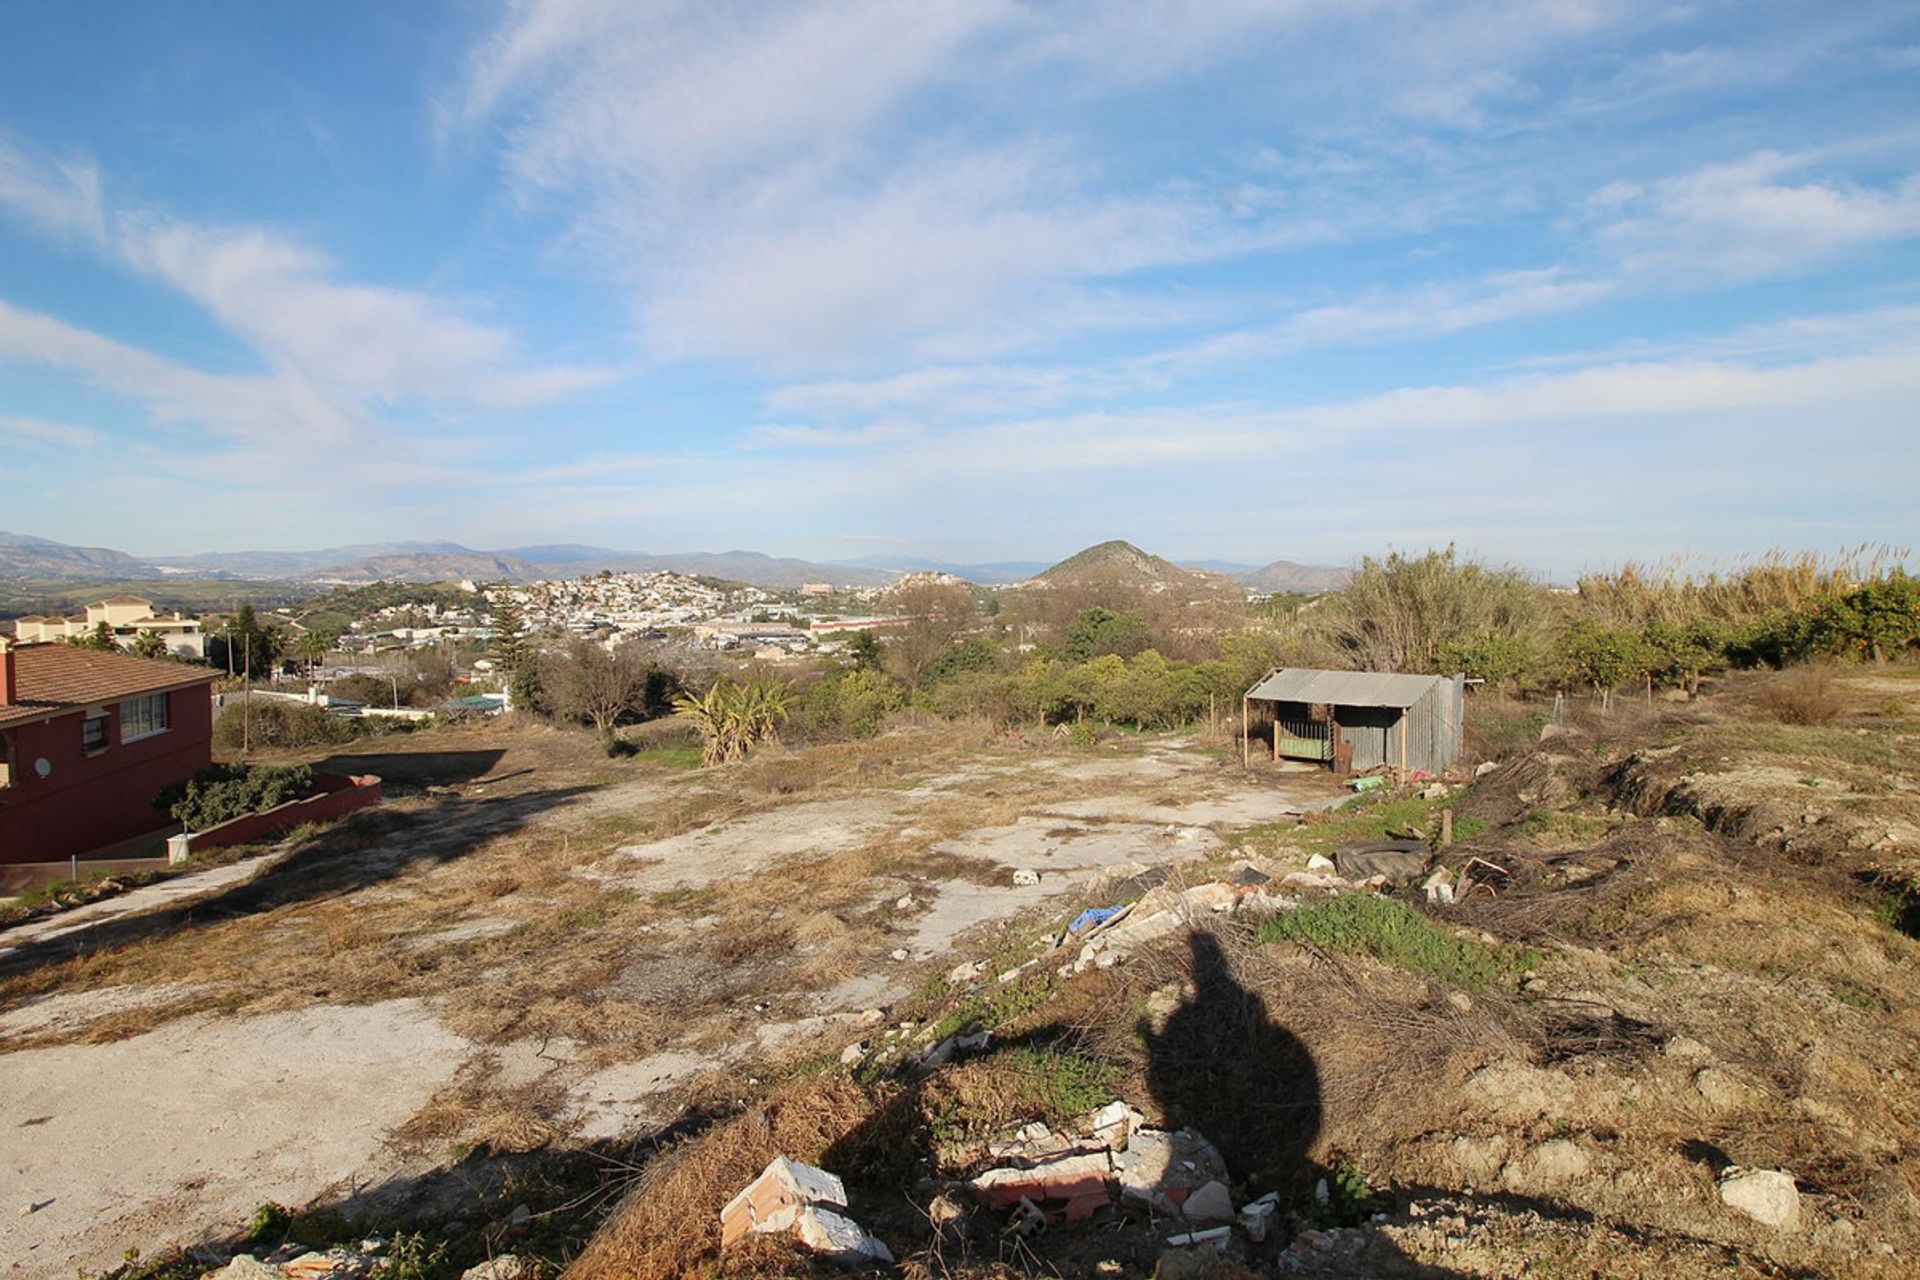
[0,133,105,245]
[0,413,102,449]
[1592,150,1920,283]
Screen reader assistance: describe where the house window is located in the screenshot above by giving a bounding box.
[83,713,109,752]
[121,692,170,742]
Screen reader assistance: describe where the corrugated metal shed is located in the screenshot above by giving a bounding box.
[1245,667,1466,774]
[1246,668,1448,708]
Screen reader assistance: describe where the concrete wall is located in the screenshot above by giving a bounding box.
[0,685,214,865]
[178,773,382,854]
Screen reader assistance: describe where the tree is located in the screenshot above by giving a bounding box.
[129,630,170,660]
[487,594,542,709]
[1557,621,1647,712]
[292,629,335,679]
[542,638,651,735]
[842,629,884,672]
[1059,608,1153,664]
[68,621,117,651]
[212,604,281,678]
[886,579,976,693]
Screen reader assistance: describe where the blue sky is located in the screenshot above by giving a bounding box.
[1,0,1917,575]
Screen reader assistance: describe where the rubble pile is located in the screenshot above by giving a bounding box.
[719,1156,893,1265]
[200,1242,540,1280]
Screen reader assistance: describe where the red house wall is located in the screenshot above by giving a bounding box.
[0,685,214,864]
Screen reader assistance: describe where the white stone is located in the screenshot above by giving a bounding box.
[794,1205,893,1263]
[1182,1180,1235,1221]
[1305,854,1337,873]
[1012,868,1041,886]
[462,1259,536,1280]
[1719,1167,1800,1230]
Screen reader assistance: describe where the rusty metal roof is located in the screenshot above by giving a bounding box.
[1246,667,1450,708]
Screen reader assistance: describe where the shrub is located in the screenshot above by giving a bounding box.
[793,668,904,741]
[673,678,791,765]
[1757,666,1843,725]
[157,764,317,830]
[212,700,353,750]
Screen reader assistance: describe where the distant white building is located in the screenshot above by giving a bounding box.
[11,595,206,659]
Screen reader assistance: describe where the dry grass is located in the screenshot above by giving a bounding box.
[1757,664,1844,725]
[567,1078,881,1280]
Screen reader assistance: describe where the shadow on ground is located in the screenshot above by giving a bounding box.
[304,748,511,793]
[0,782,597,977]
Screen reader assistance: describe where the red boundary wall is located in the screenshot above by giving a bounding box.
[182,772,382,854]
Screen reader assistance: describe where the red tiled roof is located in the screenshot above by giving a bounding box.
[0,643,217,730]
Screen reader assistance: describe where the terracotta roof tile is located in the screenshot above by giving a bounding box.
[0,643,217,730]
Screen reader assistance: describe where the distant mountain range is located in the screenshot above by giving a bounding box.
[0,531,1346,593]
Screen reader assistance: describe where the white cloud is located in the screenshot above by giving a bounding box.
[745,422,922,449]
[1595,150,1920,283]
[0,132,105,245]
[0,414,102,449]
[120,220,610,407]
[447,0,1663,370]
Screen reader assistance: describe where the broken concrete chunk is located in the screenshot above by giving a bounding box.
[1719,1167,1801,1230]
[1114,1128,1229,1215]
[1012,868,1041,886]
[1181,1179,1234,1221]
[793,1205,894,1264]
[1305,853,1338,873]
[719,1155,849,1248]
[213,1260,285,1280]
[460,1260,536,1280]
[1238,1192,1280,1242]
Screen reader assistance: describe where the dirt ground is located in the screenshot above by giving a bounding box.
[567,669,1920,1280]
[0,720,1337,1277]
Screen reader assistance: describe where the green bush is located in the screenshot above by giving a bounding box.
[212,700,354,750]
[1059,607,1154,663]
[157,764,318,830]
[793,667,905,740]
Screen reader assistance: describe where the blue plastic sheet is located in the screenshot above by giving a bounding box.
[1069,905,1126,934]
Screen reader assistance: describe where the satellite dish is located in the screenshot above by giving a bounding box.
[34,757,52,778]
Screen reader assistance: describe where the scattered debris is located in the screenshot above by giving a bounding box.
[921,1029,990,1068]
[1333,840,1431,882]
[720,1156,894,1263]
[1070,905,1128,933]
[1349,775,1389,793]
[1164,1225,1231,1250]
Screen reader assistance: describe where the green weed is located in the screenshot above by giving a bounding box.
[1257,895,1533,991]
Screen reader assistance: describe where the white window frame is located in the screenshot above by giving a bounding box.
[120,692,170,743]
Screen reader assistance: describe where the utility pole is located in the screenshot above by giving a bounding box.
[242,627,252,757]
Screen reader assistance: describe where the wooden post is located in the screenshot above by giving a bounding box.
[1241,696,1250,768]
[1273,705,1280,762]
[1399,712,1409,782]
[1441,808,1454,848]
